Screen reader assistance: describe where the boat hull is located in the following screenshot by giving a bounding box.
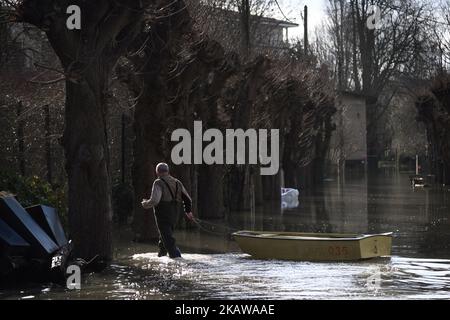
[233,231,393,261]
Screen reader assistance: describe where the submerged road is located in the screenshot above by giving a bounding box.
[1,173,450,299]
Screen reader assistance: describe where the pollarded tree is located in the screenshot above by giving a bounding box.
[118,0,240,239]
[323,0,436,167]
[10,0,151,261]
[416,75,450,185]
[351,0,434,167]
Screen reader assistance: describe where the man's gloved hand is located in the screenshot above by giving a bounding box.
[185,212,194,221]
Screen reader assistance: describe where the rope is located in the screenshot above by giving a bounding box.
[192,218,239,237]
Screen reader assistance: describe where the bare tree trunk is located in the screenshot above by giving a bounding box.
[64,70,112,260]
[304,5,309,55]
[17,0,149,261]
[121,0,194,241]
[253,172,263,206]
[239,0,251,58]
[16,101,25,176]
[132,95,165,241]
[354,0,377,169]
[261,173,281,202]
[121,113,126,184]
[198,165,225,218]
[350,0,361,92]
[44,104,52,184]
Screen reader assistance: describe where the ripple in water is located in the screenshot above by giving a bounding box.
[1,254,450,300]
[113,253,450,300]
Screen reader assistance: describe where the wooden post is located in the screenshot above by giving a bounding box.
[395,148,400,173]
[416,154,419,175]
[304,5,308,55]
[250,180,255,230]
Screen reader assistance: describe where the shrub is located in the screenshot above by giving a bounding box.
[0,171,68,228]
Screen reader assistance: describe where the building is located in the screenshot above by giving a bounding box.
[328,91,367,173]
[198,6,299,56]
[249,15,299,52]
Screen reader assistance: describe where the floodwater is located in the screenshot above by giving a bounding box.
[1,173,450,300]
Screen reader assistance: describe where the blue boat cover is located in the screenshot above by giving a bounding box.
[0,217,30,249]
[0,196,59,257]
[26,205,68,247]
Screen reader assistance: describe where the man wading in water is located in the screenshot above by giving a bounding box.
[141,163,194,258]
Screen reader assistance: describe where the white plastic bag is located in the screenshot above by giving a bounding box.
[281,188,299,209]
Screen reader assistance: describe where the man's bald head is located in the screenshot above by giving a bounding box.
[156,163,170,176]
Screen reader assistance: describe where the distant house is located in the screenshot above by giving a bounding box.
[249,15,299,51]
[199,6,299,55]
[328,91,367,172]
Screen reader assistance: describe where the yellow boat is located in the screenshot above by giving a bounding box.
[233,231,393,261]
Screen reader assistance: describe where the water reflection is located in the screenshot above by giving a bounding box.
[1,173,450,299]
[277,173,450,259]
[2,254,450,300]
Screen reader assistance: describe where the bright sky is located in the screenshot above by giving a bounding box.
[276,0,327,40]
